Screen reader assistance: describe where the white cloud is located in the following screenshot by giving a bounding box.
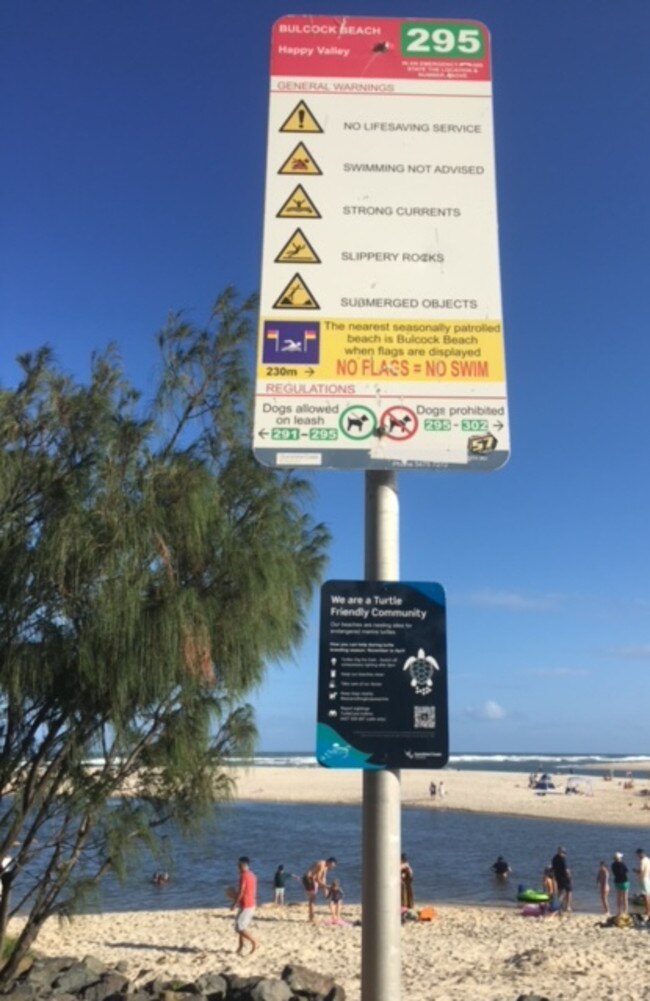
[465,699,506,721]
[458,590,559,611]
[527,667,589,677]
[610,644,650,660]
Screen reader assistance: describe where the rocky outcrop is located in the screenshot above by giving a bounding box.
[0,955,346,1001]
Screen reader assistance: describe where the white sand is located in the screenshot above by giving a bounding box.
[232,765,650,828]
[9,767,650,1000]
[12,902,650,1001]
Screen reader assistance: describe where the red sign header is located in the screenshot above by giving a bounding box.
[271,15,491,82]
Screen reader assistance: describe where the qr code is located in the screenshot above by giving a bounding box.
[414,706,436,729]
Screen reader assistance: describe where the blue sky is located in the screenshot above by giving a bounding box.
[2,0,649,754]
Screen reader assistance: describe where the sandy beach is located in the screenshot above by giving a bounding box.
[232,764,650,829]
[8,766,650,1000]
[11,902,650,1001]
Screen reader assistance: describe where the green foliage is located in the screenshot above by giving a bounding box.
[0,288,330,983]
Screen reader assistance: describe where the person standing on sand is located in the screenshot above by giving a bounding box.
[400,853,415,909]
[272,864,297,906]
[596,860,610,915]
[611,852,629,916]
[326,878,344,923]
[551,846,573,912]
[634,848,650,917]
[302,857,337,922]
[231,856,257,955]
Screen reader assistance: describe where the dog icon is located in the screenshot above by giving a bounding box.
[347,413,369,433]
[386,413,412,434]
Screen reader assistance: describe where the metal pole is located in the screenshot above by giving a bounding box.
[362,470,401,1001]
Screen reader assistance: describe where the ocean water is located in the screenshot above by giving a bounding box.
[48,752,649,916]
[248,751,650,777]
[90,799,647,917]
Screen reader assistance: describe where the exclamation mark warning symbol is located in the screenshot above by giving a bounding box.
[279,102,324,134]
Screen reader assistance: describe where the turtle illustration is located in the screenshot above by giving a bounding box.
[403,648,440,696]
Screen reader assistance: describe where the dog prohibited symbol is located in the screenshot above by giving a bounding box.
[379,406,418,440]
[339,406,376,440]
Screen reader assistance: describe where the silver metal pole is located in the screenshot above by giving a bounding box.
[362,470,401,1001]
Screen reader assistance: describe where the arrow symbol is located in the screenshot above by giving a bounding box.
[494,421,503,431]
[305,367,315,376]
[258,429,268,439]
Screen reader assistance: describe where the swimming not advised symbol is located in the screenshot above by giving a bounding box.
[403,648,440,696]
[273,274,320,310]
[279,101,323,134]
[276,185,322,219]
[278,143,322,176]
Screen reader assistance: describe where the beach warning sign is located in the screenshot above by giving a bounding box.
[255,14,510,472]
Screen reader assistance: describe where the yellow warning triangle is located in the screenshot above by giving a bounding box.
[276,184,321,219]
[279,101,324,134]
[274,228,321,264]
[273,273,320,310]
[278,143,322,176]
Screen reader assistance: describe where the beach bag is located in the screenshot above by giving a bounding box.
[608,914,634,929]
[417,906,437,922]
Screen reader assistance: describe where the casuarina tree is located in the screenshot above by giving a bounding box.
[0,288,330,982]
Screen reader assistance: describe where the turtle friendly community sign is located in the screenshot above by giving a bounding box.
[317,581,448,769]
[254,14,509,472]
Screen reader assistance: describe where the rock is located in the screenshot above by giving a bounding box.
[193,973,228,998]
[222,974,263,999]
[249,979,294,1001]
[54,960,103,994]
[1,955,344,1001]
[281,964,344,999]
[20,956,79,991]
[81,971,130,1000]
[81,956,109,977]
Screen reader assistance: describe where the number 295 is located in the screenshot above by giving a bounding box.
[401,23,484,59]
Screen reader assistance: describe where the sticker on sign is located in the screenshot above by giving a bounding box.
[254,15,509,472]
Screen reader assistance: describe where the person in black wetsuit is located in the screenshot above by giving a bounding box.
[491,856,511,879]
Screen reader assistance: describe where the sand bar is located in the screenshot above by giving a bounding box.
[231,766,650,828]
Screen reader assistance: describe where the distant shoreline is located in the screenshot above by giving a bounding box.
[228,765,650,829]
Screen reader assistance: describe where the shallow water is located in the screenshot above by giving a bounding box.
[87,802,644,915]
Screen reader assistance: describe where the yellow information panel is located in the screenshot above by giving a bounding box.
[257,318,505,383]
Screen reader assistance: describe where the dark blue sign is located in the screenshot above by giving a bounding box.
[262,320,320,364]
[317,580,448,770]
